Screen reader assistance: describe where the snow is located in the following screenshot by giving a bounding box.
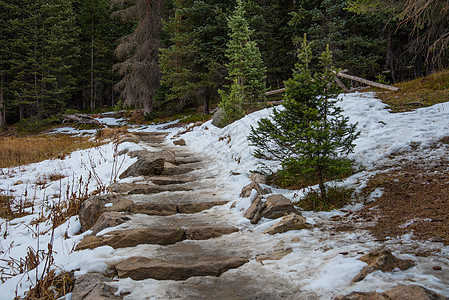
[1,92,449,299]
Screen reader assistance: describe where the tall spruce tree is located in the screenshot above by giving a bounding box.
[159,0,230,114]
[111,0,163,115]
[248,36,359,198]
[218,0,266,125]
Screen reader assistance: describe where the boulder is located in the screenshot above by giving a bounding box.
[264,213,309,235]
[72,273,121,300]
[173,139,186,146]
[115,256,249,281]
[78,195,123,232]
[177,201,228,214]
[243,198,266,224]
[334,285,447,300]
[249,173,267,185]
[119,158,165,179]
[75,227,185,250]
[211,107,226,128]
[352,248,415,283]
[185,226,239,240]
[240,182,270,198]
[262,194,299,219]
[90,212,130,235]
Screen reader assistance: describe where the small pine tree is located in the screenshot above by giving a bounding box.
[218,0,266,126]
[248,35,360,198]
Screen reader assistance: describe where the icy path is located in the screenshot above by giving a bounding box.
[69,130,449,299]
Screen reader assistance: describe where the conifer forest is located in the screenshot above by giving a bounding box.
[1,0,448,127]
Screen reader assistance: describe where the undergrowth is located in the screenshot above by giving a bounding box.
[375,69,449,112]
[295,186,355,211]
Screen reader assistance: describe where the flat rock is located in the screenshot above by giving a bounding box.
[185,226,239,240]
[131,203,178,216]
[335,285,448,300]
[72,273,121,300]
[383,284,448,300]
[110,183,193,194]
[119,158,165,179]
[352,248,415,282]
[115,256,249,281]
[264,213,309,235]
[75,227,185,250]
[150,175,195,185]
[255,248,293,262]
[173,139,186,146]
[90,212,130,235]
[117,133,141,144]
[177,201,228,214]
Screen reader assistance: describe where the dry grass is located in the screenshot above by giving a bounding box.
[375,70,449,112]
[0,195,29,220]
[24,270,74,300]
[0,135,101,168]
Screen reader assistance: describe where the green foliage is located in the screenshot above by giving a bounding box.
[296,186,355,211]
[248,35,360,198]
[218,0,266,125]
[17,115,63,133]
[290,0,386,79]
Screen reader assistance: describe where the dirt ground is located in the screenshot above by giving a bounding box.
[334,146,449,248]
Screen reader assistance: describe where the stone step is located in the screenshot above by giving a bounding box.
[150,175,196,185]
[115,256,249,281]
[110,183,193,194]
[75,226,239,250]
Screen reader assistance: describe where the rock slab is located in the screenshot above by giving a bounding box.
[352,248,415,282]
[335,284,448,300]
[72,273,121,300]
[115,256,249,281]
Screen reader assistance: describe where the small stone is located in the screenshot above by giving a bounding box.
[240,182,267,198]
[291,237,300,242]
[430,236,444,243]
[433,266,442,271]
[173,139,186,146]
[249,173,267,184]
[264,213,309,235]
[255,248,292,262]
[340,252,349,255]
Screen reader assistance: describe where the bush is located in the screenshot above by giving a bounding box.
[248,35,360,199]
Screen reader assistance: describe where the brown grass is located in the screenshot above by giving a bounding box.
[0,135,103,169]
[375,69,449,112]
[24,270,74,300]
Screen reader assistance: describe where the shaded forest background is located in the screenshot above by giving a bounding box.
[0,0,448,128]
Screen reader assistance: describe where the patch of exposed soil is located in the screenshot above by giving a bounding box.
[335,157,449,246]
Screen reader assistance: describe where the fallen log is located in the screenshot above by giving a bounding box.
[63,114,101,125]
[336,72,399,91]
[265,88,285,96]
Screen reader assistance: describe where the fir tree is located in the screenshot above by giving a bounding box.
[218,0,266,125]
[248,35,360,198]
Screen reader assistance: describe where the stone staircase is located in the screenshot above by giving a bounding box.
[72,132,253,299]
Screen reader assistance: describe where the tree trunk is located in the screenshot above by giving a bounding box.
[90,4,95,111]
[143,99,152,116]
[0,74,5,126]
[19,104,24,122]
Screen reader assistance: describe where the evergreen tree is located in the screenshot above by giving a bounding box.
[290,0,386,79]
[218,0,266,125]
[73,0,130,110]
[159,0,230,114]
[111,0,163,115]
[248,35,359,198]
